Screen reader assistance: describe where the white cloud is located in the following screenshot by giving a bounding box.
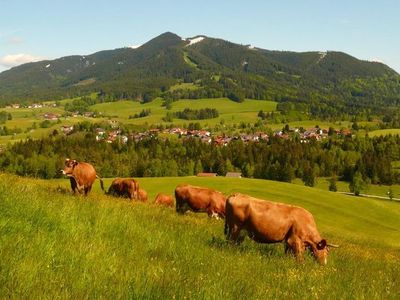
[0,53,44,68]
[129,44,142,49]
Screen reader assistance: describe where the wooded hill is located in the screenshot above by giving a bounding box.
[0,32,399,120]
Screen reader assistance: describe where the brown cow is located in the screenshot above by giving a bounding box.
[107,178,139,200]
[225,193,335,265]
[137,188,148,202]
[61,159,104,196]
[154,193,174,207]
[175,184,226,218]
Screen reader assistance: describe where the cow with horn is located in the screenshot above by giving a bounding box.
[61,158,104,196]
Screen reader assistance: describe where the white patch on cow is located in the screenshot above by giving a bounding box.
[45,64,50,68]
[186,36,205,46]
[211,212,220,220]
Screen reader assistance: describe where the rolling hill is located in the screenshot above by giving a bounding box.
[0,32,399,120]
[0,174,399,298]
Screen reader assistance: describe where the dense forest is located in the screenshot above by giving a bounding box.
[1,130,399,191]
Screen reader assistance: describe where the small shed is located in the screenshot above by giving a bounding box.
[225,172,242,178]
[197,173,217,177]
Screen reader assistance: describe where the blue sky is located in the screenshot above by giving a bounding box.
[0,0,399,73]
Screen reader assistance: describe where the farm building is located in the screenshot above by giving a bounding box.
[225,172,242,178]
[43,113,59,120]
[197,173,217,177]
[60,125,74,135]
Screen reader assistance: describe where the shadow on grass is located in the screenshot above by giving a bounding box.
[55,185,70,194]
[207,235,283,258]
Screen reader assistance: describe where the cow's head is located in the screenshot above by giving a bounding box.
[61,158,78,176]
[312,239,328,265]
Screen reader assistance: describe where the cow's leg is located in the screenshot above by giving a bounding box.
[210,212,220,219]
[208,207,220,219]
[69,177,78,194]
[284,242,294,255]
[285,235,296,255]
[292,239,305,262]
[225,218,243,243]
[227,224,243,244]
[175,198,187,214]
[84,184,92,196]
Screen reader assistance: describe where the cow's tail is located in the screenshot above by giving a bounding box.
[224,196,232,239]
[135,180,140,195]
[96,175,105,191]
[224,217,229,238]
[175,188,182,214]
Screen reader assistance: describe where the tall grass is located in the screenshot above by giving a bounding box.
[1,174,399,298]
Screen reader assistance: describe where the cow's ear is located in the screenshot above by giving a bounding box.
[65,158,70,162]
[317,239,327,250]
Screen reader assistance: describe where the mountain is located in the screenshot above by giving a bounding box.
[0,32,399,118]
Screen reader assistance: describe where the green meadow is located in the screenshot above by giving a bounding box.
[0,97,277,145]
[1,174,399,298]
[1,96,378,146]
[368,129,400,137]
[292,177,400,199]
[91,97,278,126]
[268,120,353,131]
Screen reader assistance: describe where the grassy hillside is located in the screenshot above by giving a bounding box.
[1,174,399,298]
[91,97,277,126]
[293,177,400,199]
[1,95,364,146]
[368,129,400,137]
[0,97,278,145]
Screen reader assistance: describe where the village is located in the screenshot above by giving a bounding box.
[59,122,352,146]
[5,103,352,145]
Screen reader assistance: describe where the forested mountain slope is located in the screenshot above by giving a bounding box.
[0,32,399,119]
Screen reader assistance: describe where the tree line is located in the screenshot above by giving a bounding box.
[174,108,219,120]
[1,131,399,188]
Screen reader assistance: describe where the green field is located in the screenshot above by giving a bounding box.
[268,120,352,131]
[368,129,400,137]
[1,174,399,298]
[292,177,400,199]
[0,97,278,145]
[91,97,278,127]
[169,82,200,91]
[1,96,377,146]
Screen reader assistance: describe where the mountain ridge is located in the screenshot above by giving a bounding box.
[0,32,399,120]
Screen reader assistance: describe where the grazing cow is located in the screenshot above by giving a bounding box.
[225,193,336,265]
[137,188,148,202]
[61,158,104,196]
[154,193,174,207]
[175,184,226,218]
[107,178,139,200]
